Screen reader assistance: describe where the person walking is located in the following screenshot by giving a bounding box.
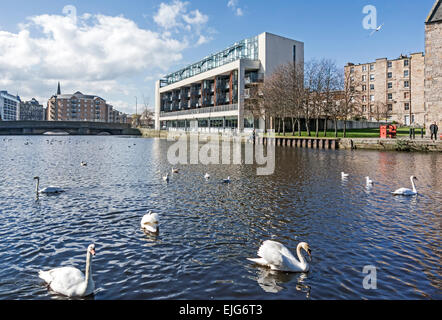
[430,122,439,141]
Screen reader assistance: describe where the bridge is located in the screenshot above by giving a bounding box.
[0,121,141,136]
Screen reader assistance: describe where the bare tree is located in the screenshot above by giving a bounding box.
[337,69,362,137]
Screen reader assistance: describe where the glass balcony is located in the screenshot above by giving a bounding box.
[160,35,259,87]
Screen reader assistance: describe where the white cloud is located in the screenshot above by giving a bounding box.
[227,0,244,16]
[0,3,213,112]
[153,0,187,29]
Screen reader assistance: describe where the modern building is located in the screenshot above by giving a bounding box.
[18,98,45,121]
[0,91,20,121]
[155,32,304,132]
[345,53,426,126]
[425,0,442,133]
[47,84,128,123]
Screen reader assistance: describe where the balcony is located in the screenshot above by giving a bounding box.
[160,103,238,117]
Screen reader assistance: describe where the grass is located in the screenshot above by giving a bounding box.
[270,127,426,139]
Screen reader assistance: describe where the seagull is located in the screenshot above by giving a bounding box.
[163,173,169,182]
[81,161,87,167]
[370,23,384,36]
[341,172,349,179]
[223,176,231,184]
[204,173,210,180]
[171,168,179,174]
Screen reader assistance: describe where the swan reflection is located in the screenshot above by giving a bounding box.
[255,268,311,297]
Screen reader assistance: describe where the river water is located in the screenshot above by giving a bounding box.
[0,135,440,300]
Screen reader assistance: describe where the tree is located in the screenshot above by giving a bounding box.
[337,69,362,137]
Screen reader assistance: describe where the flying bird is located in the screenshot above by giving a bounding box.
[369,23,384,36]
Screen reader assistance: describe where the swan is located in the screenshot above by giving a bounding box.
[248,240,312,273]
[38,244,96,298]
[163,173,169,182]
[141,211,159,233]
[366,176,373,186]
[34,177,65,198]
[392,176,418,196]
[205,173,210,180]
[171,168,179,174]
[223,176,231,184]
[341,172,349,179]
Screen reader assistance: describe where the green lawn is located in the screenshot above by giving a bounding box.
[271,127,425,139]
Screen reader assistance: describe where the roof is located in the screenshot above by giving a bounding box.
[52,92,104,100]
[426,0,442,24]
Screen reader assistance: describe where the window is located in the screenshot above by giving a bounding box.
[388,82,393,89]
[369,105,373,112]
[362,65,367,72]
[362,105,367,112]
[388,72,392,79]
[362,75,367,81]
[404,92,410,99]
[404,103,410,110]
[388,93,393,100]
[388,61,392,68]
[404,70,409,77]
[362,95,367,102]
[350,67,354,73]
[370,84,375,90]
[362,85,367,91]
[388,104,393,111]
[370,64,375,71]
[370,95,375,102]
[404,81,409,88]
[370,74,375,81]
[404,60,409,67]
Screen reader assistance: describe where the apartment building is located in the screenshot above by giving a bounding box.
[18,98,45,121]
[345,53,425,125]
[425,0,442,132]
[47,84,128,123]
[155,32,304,132]
[0,91,20,121]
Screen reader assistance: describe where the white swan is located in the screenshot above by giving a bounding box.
[38,244,96,298]
[392,176,418,196]
[248,240,312,273]
[205,173,210,180]
[366,176,373,186]
[141,211,159,233]
[163,173,169,182]
[171,168,179,174]
[223,176,231,184]
[341,172,349,179]
[34,177,64,197]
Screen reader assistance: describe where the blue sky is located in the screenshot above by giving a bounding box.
[0,0,435,114]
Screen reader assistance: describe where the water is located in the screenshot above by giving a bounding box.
[0,135,440,300]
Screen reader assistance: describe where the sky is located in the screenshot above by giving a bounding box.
[0,0,436,115]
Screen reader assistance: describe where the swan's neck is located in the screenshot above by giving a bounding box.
[296,244,307,267]
[35,179,39,199]
[410,177,417,193]
[85,252,93,285]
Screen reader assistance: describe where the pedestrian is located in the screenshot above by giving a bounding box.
[430,122,439,141]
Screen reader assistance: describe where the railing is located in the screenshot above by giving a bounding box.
[160,104,238,117]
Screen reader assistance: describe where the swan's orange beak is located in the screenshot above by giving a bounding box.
[307,249,312,261]
[90,248,96,256]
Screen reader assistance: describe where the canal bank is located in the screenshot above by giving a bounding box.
[138,129,442,152]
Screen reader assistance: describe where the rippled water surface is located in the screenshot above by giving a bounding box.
[0,136,440,300]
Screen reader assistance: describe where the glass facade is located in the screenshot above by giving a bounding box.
[160,36,259,87]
